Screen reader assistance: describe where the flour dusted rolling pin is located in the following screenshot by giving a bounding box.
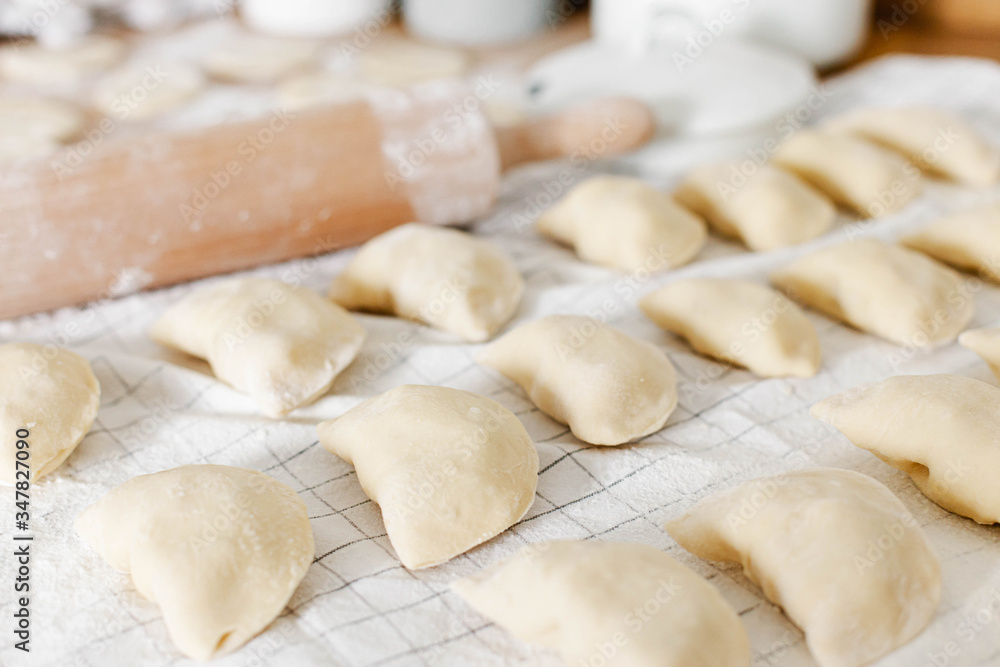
[0,83,654,320]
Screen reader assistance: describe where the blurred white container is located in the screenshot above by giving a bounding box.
[592,0,873,69]
[403,0,555,46]
[241,0,393,38]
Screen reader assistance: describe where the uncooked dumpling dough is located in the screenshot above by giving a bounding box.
[902,203,1000,282]
[328,223,523,342]
[0,343,100,484]
[772,130,922,218]
[771,239,974,347]
[0,97,84,143]
[537,175,707,273]
[826,107,1000,186]
[666,468,940,667]
[674,163,836,250]
[812,375,1000,524]
[960,327,1000,379]
[92,61,205,120]
[151,278,365,417]
[76,465,313,660]
[477,315,678,445]
[453,540,750,667]
[640,278,821,378]
[277,72,376,112]
[0,35,125,84]
[317,385,538,569]
[360,39,469,87]
[203,34,319,84]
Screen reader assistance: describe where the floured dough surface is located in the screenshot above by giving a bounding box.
[477,315,678,445]
[329,223,523,342]
[0,343,100,483]
[902,203,1000,282]
[453,540,751,667]
[361,39,469,87]
[960,327,1000,379]
[0,96,84,143]
[151,277,365,417]
[674,163,836,250]
[772,129,922,218]
[771,238,974,347]
[641,278,821,378]
[0,35,125,84]
[202,34,319,84]
[91,61,205,120]
[317,384,538,569]
[277,71,377,112]
[666,468,941,667]
[812,374,1000,524]
[537,175,707,273]
[75,464,314,660]
[826,107,1000,186]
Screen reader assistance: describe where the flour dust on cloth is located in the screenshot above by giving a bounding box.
[2,55,1000,666]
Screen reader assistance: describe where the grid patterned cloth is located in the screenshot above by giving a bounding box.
[4,55,1000,667]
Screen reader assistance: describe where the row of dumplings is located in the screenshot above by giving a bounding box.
[0,28,468,160]
[4,219,1000,664]
[542,107,999,276]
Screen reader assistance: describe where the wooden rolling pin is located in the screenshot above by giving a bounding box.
[0,85,654,320]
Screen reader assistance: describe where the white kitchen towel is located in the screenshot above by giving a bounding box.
[3,54,1000,667]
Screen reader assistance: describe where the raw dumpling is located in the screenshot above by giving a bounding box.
[317,385,538,569]
[203,34,319,84]
[640,278,821,378]
[826,108,1000,186]
[0,97,84,144]
[151,277,365,417]
[360,39,469,86]
[960,327,1000,379]
[278,72,376,112]
[92,61,205,120]
[0,343,100,484]
[537,175,707,273]
[453,540,750,667]
[665,468,940,667]
[812,375,1000,524]
[771,239,974,347]
[674,163,836,250]
[76,465,313,660]
[902,203,1000,282]
[328,223,523,342]
[477,315,678,445]
[772,130,922,218]
[0,35,125,84]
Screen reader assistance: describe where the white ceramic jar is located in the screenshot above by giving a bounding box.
[403,0,555,46]
[241,0,393,38]
[592,0,874,69]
